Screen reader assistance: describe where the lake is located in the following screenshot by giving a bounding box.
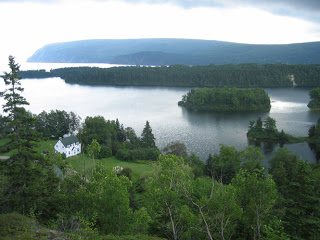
[1,62,320,162]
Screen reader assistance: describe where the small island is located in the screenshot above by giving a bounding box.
[307,87,320,110]
[247,116,306,143]
[178,87,271,112]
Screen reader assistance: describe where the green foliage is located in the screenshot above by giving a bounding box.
[206,145,264,184]
[205,145,241,184]
[22,62,320,87]
[248,116,304,143]
[132,207,153,235]
[34,109,81,138]
[69,155,153,180]
[88,139,101,159]
[269,148,320,239]
[185,152,206,178]
[116,118,127,142]
[0,56,59,218]
[0,213,65,239]
[190,177,243,240]
[0,213,32,236]
[116,148,160,161]
[101,234,167,240]
[3,57,320,239]
[56,165,133,236]
[308,118,320,157]
[308,87,320,109]
[162,141,188,158]
[264,116,277,133]
[79,116,117,147]
[232,169,278,240]
[98,144,113,158]
[140,121,156,148]
[145,154,193,240]
[179,87,271,112]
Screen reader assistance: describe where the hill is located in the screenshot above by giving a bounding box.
[27,38,320,65]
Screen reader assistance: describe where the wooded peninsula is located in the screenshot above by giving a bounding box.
[20,63,320,87]
[178,87,271,112]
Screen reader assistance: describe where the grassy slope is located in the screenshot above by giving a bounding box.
[37,139,154,179]
[0,213,167,240]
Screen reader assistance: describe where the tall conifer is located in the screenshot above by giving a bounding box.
[0,56,58,216]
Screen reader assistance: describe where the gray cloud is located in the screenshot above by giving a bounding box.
[114,0,320,11]
[1,0,320,22]
[96,0,320,22]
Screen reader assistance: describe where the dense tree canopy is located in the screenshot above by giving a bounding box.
[20,63,320,87]
[2,57,320,240]
[34,110,81,138]
[0,56,59,217]
[308,87,320,109]
[179,87,271,112]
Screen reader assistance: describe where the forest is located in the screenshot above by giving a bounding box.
[20,63,320,88]
[308,87,320,109]
[178,87,271,112]
[1,56,320,240]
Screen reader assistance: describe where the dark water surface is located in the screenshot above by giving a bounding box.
[2,76,319,162]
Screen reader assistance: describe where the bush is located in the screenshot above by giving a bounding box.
[116,148,160,161]
[99,144,112,158]
[0,213,31,236]
[101,234,166,240]
[120,167,132,179]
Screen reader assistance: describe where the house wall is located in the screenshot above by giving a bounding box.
[65,143,81,158]
[54,140,81,158]
[54,140,66,155]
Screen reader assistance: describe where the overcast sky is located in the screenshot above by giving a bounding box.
[0,0,320,66]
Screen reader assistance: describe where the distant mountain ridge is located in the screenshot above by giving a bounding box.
[27,38,320,65]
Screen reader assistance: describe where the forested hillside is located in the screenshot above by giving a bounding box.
[2,56,320,240]
[27,38,320,65]
[20,63,320,87]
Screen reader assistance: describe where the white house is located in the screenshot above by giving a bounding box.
[54,135,81,158]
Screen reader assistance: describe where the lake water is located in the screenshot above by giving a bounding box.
[1,62,320,162]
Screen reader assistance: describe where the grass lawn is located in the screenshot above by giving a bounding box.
[68,155,154,180]
[38,139,154,179]
[36,139,57,153]
[1,138,154,179]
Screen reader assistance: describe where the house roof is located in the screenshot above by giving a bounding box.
[60,135,80,147]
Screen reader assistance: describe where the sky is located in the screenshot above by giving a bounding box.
[0,0,320,67]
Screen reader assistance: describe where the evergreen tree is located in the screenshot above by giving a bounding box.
[264,116,277,133]
[140,121,156,148]
[116,118,126,142]
[0,56,59,217]
[256,117,263,131]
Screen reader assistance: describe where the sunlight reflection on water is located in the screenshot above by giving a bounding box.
[271,100,307,113]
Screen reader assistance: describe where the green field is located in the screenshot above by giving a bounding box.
[69,155,154,179]
[1,138,154,178]
[37,139,154,179]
